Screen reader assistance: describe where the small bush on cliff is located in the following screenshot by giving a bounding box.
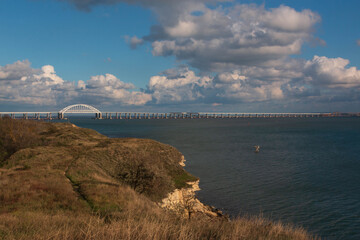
[0,118,49,165]
[117,160,156,194]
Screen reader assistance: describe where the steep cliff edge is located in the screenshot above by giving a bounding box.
[160,157,226,219]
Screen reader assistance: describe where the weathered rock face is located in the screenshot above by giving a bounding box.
[179,155,186,167]
[160,156,226,219]
[159,180,225,219]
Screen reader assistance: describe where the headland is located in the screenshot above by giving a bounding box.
[0,118,314,239]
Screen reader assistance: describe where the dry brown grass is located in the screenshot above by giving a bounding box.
[0,210,314,240]
[0,119,316,240]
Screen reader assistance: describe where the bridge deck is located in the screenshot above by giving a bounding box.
[2,103,354,119]
[0,111,350,120]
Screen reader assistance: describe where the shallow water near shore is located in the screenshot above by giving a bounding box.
[64,117,360,239]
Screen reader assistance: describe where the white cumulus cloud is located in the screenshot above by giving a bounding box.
[0,60,39,81]
[146,4,321,71]
[0,60,152,106]
[87,74,135,89]
[146,67,290,104]
[147,68,212,103]
[304,56,360,88]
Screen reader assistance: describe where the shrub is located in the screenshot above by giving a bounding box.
[0,119,49,164]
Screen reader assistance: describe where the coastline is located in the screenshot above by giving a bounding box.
[0,119,314,239]
[159,156,227,219]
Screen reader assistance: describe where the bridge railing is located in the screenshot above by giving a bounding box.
[2,111,357,120]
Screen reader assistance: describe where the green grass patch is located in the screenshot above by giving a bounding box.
[173,171,198,189]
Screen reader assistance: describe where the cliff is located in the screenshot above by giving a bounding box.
[0,118,314,240]
[160,157,226,219]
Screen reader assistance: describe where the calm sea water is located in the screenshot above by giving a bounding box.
[65,118,360,239]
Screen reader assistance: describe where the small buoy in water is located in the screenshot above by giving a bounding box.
[254,145,260,153]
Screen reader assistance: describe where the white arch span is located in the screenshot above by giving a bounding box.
[59,104,101,114]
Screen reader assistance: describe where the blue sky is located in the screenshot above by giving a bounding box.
[1,0,360,112]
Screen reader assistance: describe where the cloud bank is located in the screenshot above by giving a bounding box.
[146,4,321,71]
[1,56,360,109]
[145,57,360,105]
[0,60,152,107]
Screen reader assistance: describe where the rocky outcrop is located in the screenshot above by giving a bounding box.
[160,156,226,219]
[179,155,186,167]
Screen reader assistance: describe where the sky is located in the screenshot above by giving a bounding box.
[0,0,360,112]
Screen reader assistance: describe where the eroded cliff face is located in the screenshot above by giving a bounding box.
[179,155,186,167]
[159,156,226,219]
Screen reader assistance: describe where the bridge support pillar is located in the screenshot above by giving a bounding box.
[95,113,102,119]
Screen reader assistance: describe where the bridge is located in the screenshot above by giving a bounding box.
[0,104,101,120]
[58,104,102,119]
[0,104,357,120]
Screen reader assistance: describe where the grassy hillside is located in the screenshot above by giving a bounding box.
[0,118,315,239]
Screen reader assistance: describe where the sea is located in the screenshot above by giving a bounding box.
[62,117,360,239]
